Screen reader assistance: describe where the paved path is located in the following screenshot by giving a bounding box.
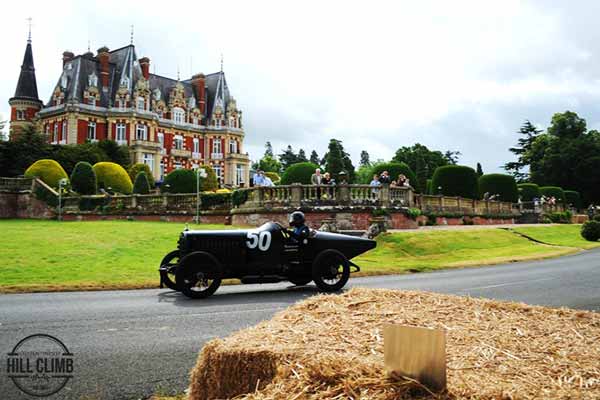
[1,249,599,399]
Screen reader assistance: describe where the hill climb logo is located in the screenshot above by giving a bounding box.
[6,334,74,397]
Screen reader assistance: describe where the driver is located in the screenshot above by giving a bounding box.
[288,211,310,244]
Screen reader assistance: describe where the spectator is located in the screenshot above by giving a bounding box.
[403,177,411,188]
[263,176,274,187]
[379,170,391,185]
[253,170,266,187]
[310,168,322,185]
[370,174,381,197]
[322,172,333,199]
[395,174,407,187]
[588,204,595,219]
[483,192,490,201]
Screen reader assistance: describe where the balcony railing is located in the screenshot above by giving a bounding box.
[130,140,161,150]
[192,152,202,159]
[211,153,223,159]
[171,148,192,158]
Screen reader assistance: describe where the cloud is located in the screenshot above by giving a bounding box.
[3,0,600,174]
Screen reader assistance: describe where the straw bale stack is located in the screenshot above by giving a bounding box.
[188,288,600,399]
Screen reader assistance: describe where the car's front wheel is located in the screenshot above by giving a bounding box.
[311,250,350,292]
[176,251,222,299]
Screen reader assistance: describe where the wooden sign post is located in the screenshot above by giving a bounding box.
[383,324,446,392]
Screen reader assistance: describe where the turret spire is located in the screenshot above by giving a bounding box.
[27,17,32,43]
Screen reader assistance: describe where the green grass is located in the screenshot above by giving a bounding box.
[0,220,594,293]
[353,228,580,275]
[0,219,240,293]
[510,225,600,249]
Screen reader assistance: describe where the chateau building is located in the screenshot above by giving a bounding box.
[9,35,250,186]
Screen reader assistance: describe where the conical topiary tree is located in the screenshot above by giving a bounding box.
[133,171,151,194]
[70,161,97,195]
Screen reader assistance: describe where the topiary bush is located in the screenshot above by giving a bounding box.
[161,169,196,193]
[540,186,565,203]
[518,183,541,202]
[70,161,97,195]
[564,190,582,209]
[264,171,280,184]
[24,159,68,188]
[371,162,417,190]
[581,220,600,241]
[133,171,151,194]
[129,163,155,189]
[199,165,218,191]
[478,173,518,202]
[232,189,249,207]
[92,162,133,194]
[200,192,231,209]
[431,165,478,199]
[545,210,572,224]
[280,162,320,185]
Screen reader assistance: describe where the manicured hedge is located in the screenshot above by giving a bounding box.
[371,162,418,190]
[92,162,133,194]
[478,173,518,202]
[564,190,582,209]
[540,186,565,203]
[24,159,68,188]
[161,169,196,193]
[70,161,97,195]
[265,171,280,184]
[133,171,151,194]
[517,183,541,202]
[129,163,154,189]
[581,220,600,241]
[199,165,218,192]
[280,162,320,185]
[431,165,478,199]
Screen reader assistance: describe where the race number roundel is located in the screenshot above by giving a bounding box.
[246,231,272,251]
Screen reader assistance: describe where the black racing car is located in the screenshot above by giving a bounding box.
[159,222,376,299]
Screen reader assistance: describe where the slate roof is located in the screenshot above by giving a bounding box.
[45,44,232,118]
[11,40,42,103]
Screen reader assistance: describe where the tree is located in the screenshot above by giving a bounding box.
[264,141,274,157]
[297,149,308,162]
[476,163,483,177]
[98,140,131,170]
[520,111,600,205]
[359,150,370,167]
[323,139,355,182]
[0,115,6,141]
[279,145,299,170]
[0,125,52,177]
[309,150,320,165]
[70,161,97,195]
[392,143,456,181]
[503,120,543,182]
[444,150,461,164]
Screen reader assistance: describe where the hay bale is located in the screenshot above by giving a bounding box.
[188,288,600,399]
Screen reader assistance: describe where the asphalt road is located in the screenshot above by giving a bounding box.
[1,249,599,399]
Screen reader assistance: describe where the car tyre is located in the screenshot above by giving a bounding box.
[176,251,222,299]
[311,249,350,292]
[159,250,180,291]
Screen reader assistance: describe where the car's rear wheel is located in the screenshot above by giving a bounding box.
[289,277,312,286]
[176,251,222,299]
[159,250,180,291]
[311,250,350,292]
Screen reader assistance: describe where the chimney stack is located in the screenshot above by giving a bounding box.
[139,57,150,80]
[97,46,110,89]
[62,51,74,67]
[191,73,206,114]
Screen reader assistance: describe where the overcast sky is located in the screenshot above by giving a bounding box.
[3,0,600,172]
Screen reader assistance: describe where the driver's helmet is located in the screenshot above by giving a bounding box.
[289,211,305,227]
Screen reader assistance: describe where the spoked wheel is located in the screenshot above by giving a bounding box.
[311,250,350,292]
[288,277,312,286]
[175,251,222,299]
[159,250,180,291]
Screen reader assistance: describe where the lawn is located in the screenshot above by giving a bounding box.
[510,224,600,249]
[353,228,581,274]
[0,219,239,293]
[0,220,594,293]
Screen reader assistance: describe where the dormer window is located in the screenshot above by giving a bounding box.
[55,96,62,106]
[88,72,98,87]
[172,107,185,124]
[61,73,68,89]
[120,76,130,88]
[88,94,96,107]
[153,88,161,101]
[230,118,236,128]
[137,97,145,111]
[16,110,25,120]
[215,119,221,128]
[192,116,198,126]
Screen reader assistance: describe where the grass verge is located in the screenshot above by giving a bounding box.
[0,220,594,293]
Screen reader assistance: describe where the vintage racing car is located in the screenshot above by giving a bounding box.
[159,221,376,299]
